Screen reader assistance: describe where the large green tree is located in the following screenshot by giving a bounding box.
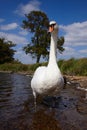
[22,11,64,63]
[0,38,16,64]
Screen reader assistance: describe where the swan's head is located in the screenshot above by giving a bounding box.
[49,21,58,34]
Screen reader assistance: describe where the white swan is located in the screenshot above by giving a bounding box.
[31,21,64,105]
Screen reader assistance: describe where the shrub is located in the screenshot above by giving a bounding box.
[60,58,77,75]
[74,58,87,76]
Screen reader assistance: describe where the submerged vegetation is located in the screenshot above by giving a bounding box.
[0,58,87,76]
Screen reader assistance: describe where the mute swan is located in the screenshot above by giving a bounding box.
[31,21,64,105]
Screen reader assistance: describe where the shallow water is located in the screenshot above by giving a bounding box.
[0,73,87,130]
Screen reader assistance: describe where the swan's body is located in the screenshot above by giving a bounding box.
[31,21,64,102]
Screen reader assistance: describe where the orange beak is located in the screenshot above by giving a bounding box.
[48,26,54,33]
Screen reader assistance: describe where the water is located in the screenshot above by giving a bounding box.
[0,73,87,130]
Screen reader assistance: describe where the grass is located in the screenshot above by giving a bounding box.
[0,58,87,76]
[58,58,87,76]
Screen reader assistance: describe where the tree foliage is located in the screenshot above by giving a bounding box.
[0,38,16,64]
[22,11,65,63]
[22,11,49,63]
[57,36,65,53]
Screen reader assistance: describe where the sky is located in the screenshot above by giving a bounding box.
[0,0,87,64]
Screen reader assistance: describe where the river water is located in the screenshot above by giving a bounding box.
[0,73,87,130]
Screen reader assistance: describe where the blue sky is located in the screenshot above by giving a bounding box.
[0,0,87,64]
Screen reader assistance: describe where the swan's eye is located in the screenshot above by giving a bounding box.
[49,25,53,27]
[49,23,56,27]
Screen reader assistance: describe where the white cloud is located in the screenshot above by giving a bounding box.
[15,49,36,64]
[15,0,41,16]
[0,23,18,31]
[58,46,77,59]
[79,49,87,54]
[59,21,87,46]
[0,18,5,23]
[0,31,28,44]
[58,21,87,60]
[58,45,87,60]
[62,47,76,56]
[19,30,28,36]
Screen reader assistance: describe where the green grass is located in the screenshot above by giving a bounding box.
[0,63,28,72]
[0,62,47,74]
[0,58,87,76]
[58,58,87,76]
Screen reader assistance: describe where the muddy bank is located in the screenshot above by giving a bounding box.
[65,75,87,86]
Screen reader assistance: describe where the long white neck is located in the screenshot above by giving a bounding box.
[48,32,58,65]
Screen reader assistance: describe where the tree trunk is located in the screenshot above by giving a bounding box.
[36,55,40,63]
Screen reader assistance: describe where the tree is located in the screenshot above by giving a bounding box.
[22,11,49,63]
[0,38,16,64]
[57,36,65,53]
[22,11,65,63]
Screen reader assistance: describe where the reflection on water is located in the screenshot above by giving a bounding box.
[0,73,32,129]
[0,73,87,130]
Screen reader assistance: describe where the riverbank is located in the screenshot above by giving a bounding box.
[0,70,33,75]
[65,75,87,91]
[0,58,87,76]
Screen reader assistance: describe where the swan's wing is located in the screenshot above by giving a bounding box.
[31,66,46,91]
[33,66,46,79]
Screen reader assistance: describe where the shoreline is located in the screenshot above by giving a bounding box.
[0,70,87,79]
[0,70,34,75]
